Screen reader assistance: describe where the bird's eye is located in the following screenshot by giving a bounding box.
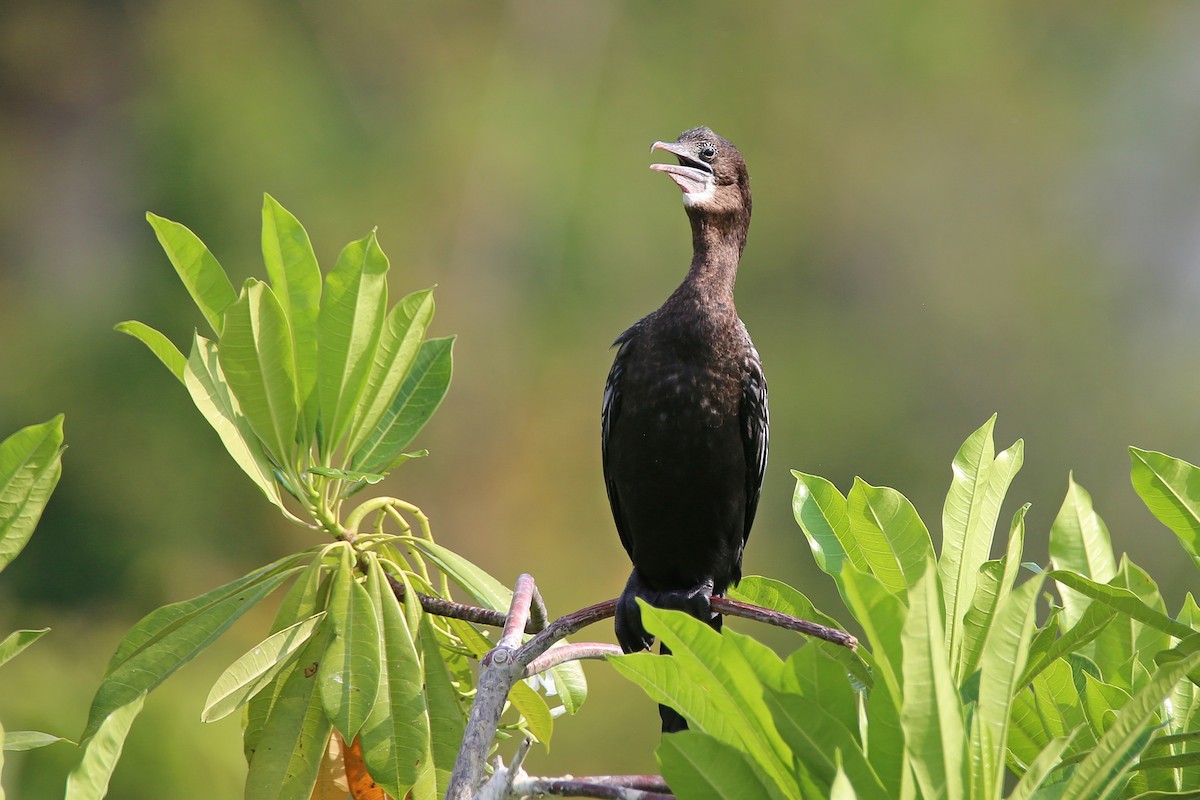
[698,145,717,162]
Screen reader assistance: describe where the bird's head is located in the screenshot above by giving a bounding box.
[649,127,750,219]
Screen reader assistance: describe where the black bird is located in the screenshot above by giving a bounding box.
[602,127,768,732]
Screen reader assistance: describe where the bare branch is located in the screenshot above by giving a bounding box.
[713,596,858,650]
[524,642,624,677]
[502,573,536,645]
[509,776,674,799]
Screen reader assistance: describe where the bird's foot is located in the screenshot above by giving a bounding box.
[615,571,718,653]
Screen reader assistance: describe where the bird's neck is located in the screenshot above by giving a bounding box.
[676,209,749,304]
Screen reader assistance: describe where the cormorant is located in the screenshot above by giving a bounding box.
[601,127,768,732]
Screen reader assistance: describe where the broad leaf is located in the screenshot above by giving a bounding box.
[261,194,322,440]
[0,415,64,574]
[2,730,67,751]
[1047,572,1195,642]
[219,279,300,464]
[847,478,932,596]
[317,231,390,456]
[147,212,236,335]
[1006,731,1077,800]
[792,471,862,581]
[1060,647,1200,800]
[346,288,436,455]
[731,575,871,689]
[415,614,466,798]
[65,694,145,800]
[351,336,454,475]
[0,628,49,668]
[900,562,965,800]
[405,537,511,611]
[938,415,1023,669]
[83,553,307,740]
[1130,448,1200,572]
[202,612,325,723]
[114,320,186,382]
[359,560,428,797]
[1050,476,1117,628]
[318,553,381,741]
[765,687,888,798]
[184,335,295,520]
[971,575,1044,798]
[658,730,789,800]
[243,624,334,800]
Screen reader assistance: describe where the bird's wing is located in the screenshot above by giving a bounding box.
[602,331,637,558]
[740,343,769,545]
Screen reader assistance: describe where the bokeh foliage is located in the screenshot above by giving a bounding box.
[2,0,1200,795]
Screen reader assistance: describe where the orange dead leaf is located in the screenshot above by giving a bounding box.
[344,735,394,800]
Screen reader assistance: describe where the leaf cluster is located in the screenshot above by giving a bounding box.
[615,416,1200,800]
[69,200,587,800]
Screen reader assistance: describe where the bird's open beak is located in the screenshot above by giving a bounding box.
[649,140,714,195]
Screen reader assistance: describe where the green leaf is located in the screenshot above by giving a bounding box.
[147,212,237,335]
[900,562,965,800]
[847,478,933,596]
[351,336,454,475]
[346,288,436,456]
[731,575,872,690]
[243,623,334,800]
[1081,673,1130,738]
[831,758,861,800]
[972,575,1044,799]
[405,537,511,611]
[657,731,788,800]
[508,679,554,746]
[307,466,386,485]
[359,560,428,798]
[0,415,64,574]
[938,415,1023,669]
[114,321,187,383]
[1006,731,1077,800]
[202,612,325,723]
[243,555,332,762]
[83,552,308,740]
[1059,647,1200,800]
[841,567,907,706]
[219,279,300,463]
[1020,600,1118,689]
[318,553,381,741]
[792,471,862,580]
[261,194,322,440]
[65,693,145,800]
[1050,476,1117,628]
[1008,658,1094,770]
[958,560,1003,684]
[630,605,800,795]
[1093,557,1172,691]
[184,335,295,520]
[1047,571,1195,642]
[317,231,390,456]
[1130,448,1200,572]
[0,627,49,668]
[3,730,67,751]
[415,613,466,799]
[765,687,888,798]
[546,655,588,716]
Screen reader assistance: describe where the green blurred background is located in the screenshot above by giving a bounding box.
[3,0,1200,795]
